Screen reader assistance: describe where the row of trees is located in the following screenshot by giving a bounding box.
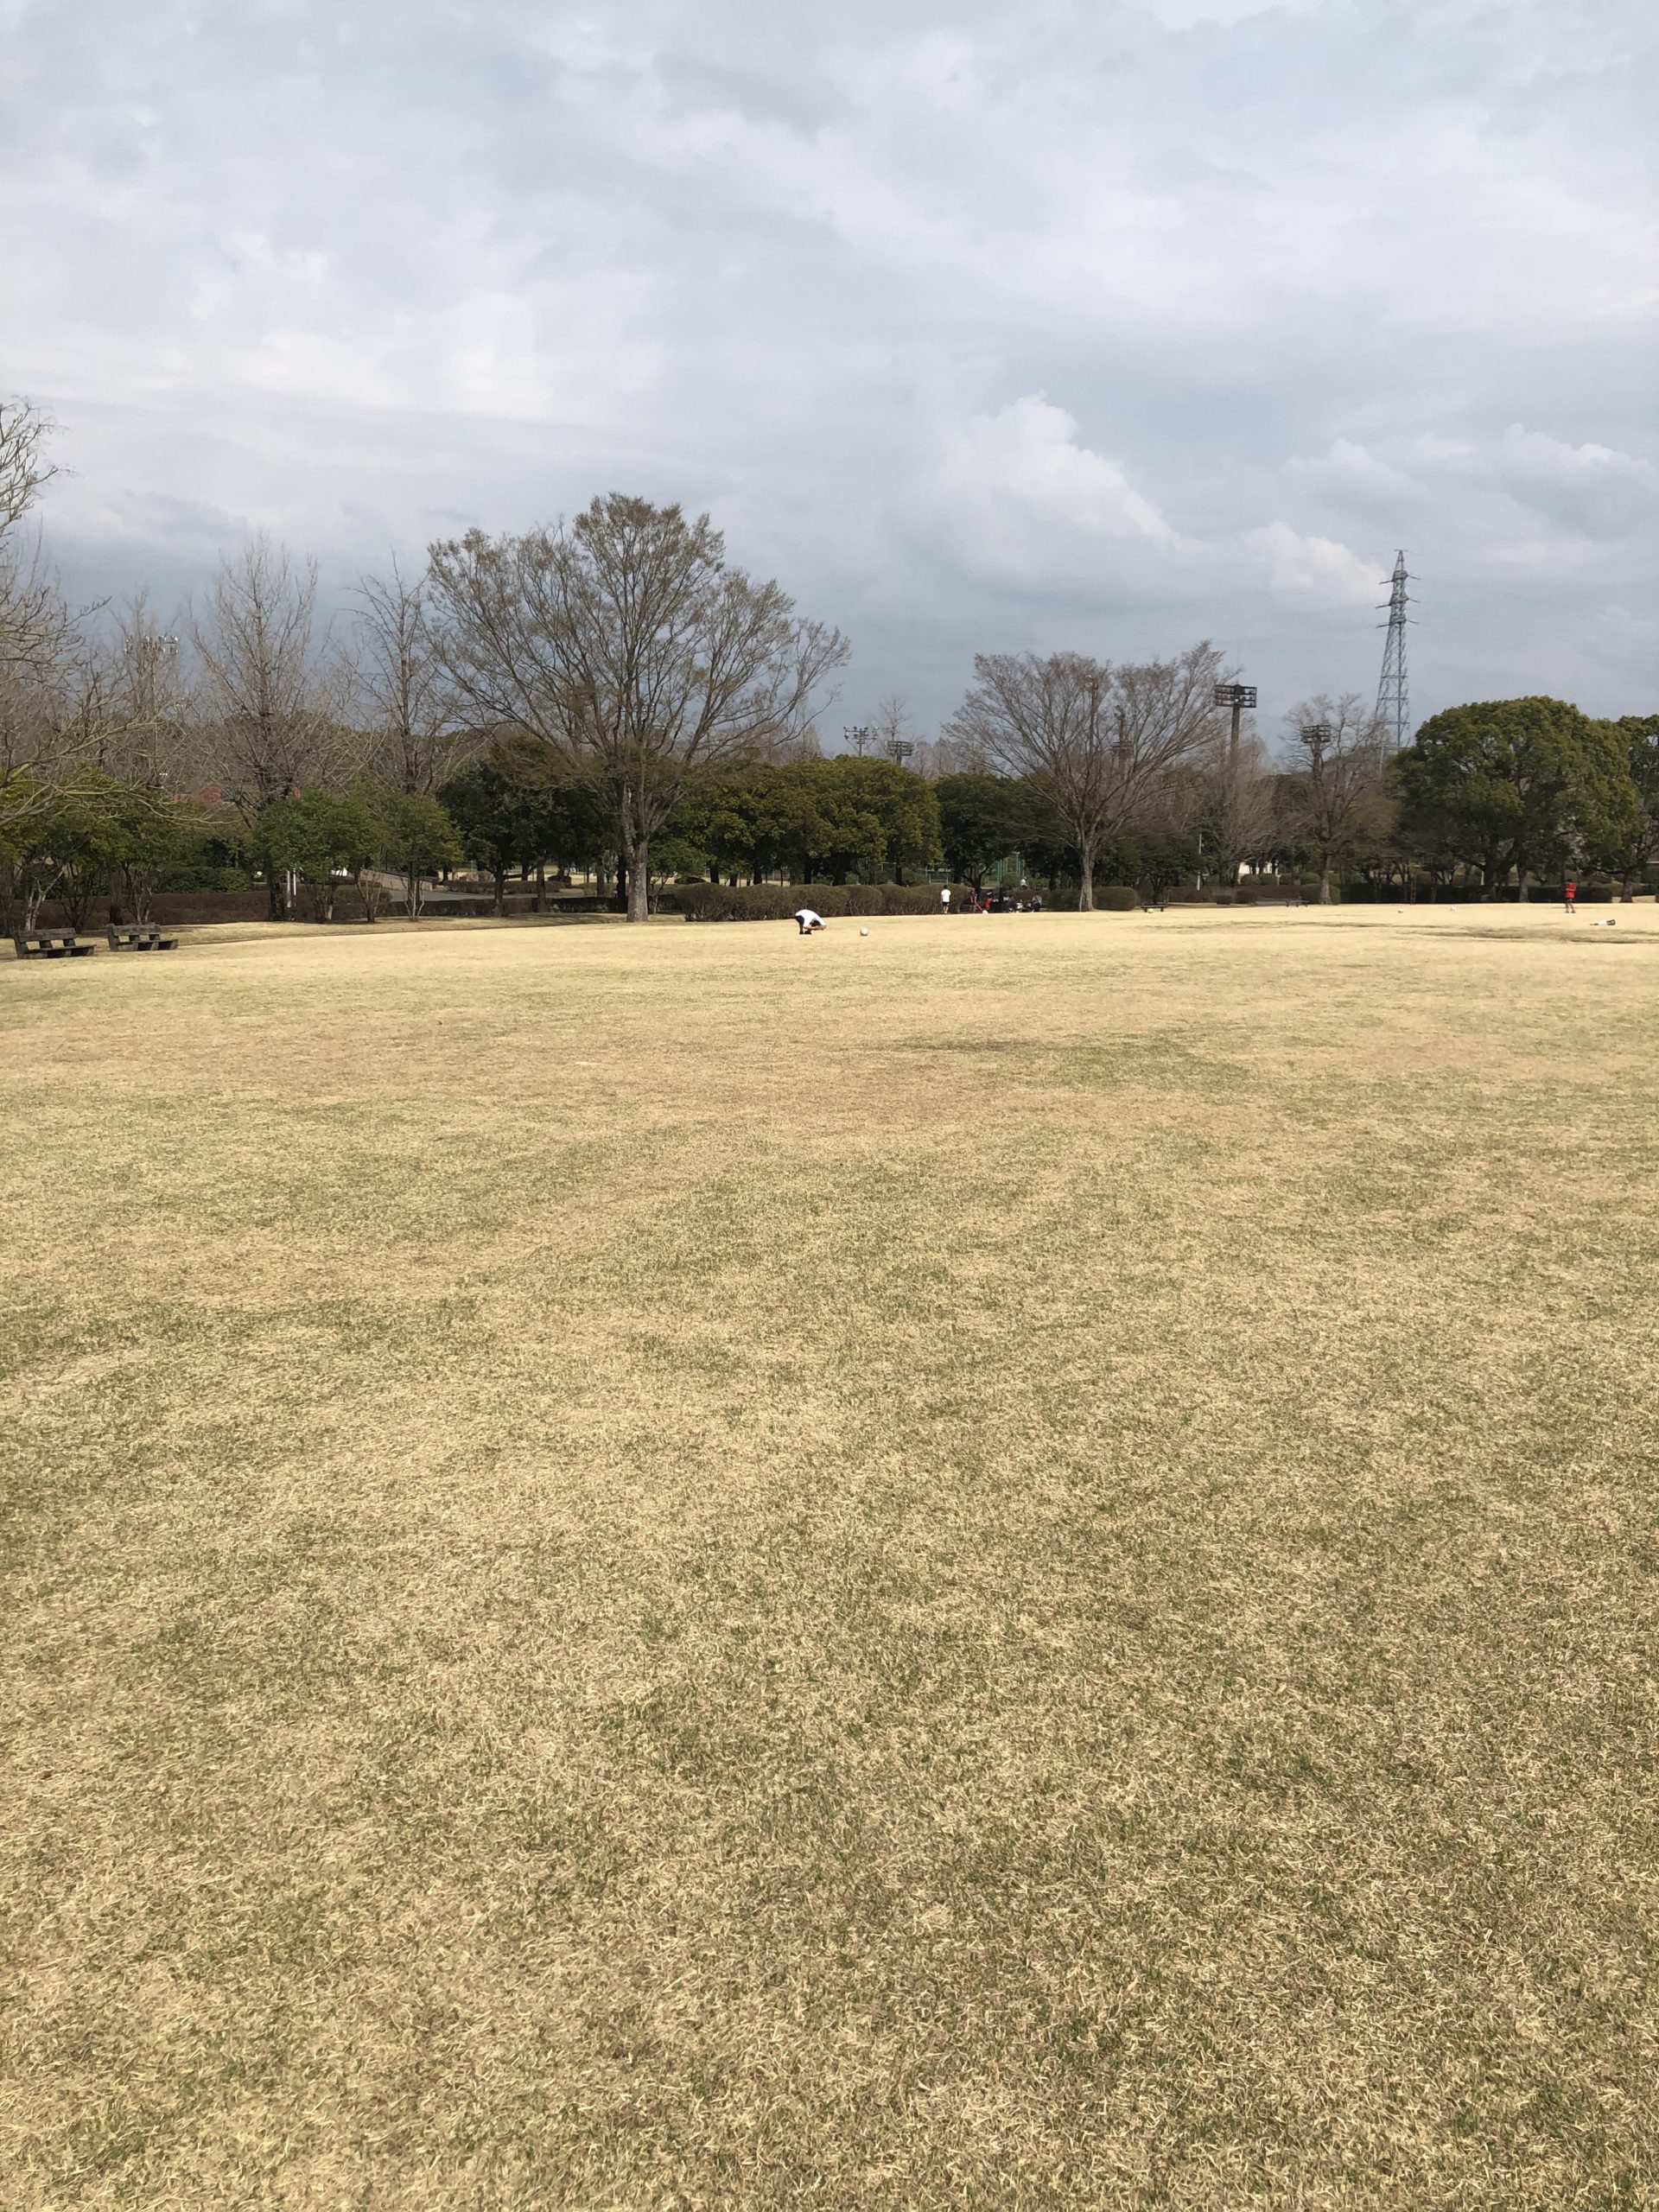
[5,391,1654,923]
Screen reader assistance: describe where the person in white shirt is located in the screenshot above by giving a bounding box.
[794,907,825,934]
[940,886,951,913]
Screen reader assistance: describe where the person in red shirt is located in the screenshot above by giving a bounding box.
[1565,881,1577,914]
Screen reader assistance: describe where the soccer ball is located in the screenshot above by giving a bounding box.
[860,926,869,937]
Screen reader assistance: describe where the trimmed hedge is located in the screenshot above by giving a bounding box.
[35,888,276,926]
[1096,885,1142,911]
[667,882,972,922]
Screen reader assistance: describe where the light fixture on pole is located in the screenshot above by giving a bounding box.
[1213,682,1256,767]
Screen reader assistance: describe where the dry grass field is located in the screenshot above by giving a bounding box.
[3,904,1658,2209]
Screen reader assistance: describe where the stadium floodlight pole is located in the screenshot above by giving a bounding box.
[1213,681,1257,767]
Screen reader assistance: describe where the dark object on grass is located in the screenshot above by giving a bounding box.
[13,929,95,960]
[105,924,180,952]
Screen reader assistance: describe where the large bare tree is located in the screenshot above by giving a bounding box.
[191,536,358,815]
[1201,724,1277,884]
[353,557,475,793]
[1281,693,1393,903]
[0,397,99,833]
[427,494,848,920]
[944,642,1225,907]
[91,599,200,791]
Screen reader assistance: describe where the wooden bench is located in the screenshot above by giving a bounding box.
[12,928,95,959]
[106,923,179,951]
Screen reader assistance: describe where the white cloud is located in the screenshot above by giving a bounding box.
[0,0,1653,725]
[1242,524,1378,607]
[926,397,1181,588]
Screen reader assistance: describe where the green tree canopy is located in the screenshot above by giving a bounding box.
[935,772,1021,888]
[251,789,379,920]
[374,788,462,918]
[1395,696,1638,898]
[675,755,941,885]
[442,744,614,904]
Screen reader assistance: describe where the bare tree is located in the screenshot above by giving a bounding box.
[91,598,202,792]
[0,394,61,541]
[1202,724,1277,883]
[873,694,916,766]
[0,398,99,830]
[427,495,849,920]
[353,556,476,793]
[944,643,1225,908]
[1281,693,1393,903]
[191,536,358,816]
[912,732,976,779]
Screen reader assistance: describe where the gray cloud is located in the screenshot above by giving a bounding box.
[3,0,1654,737]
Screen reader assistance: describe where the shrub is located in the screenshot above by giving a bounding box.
[156,861,251,893]
[1233,887,1256,906]
[665,880,973,922]
[1096,885,1141,911]
[1212,889,1236,907]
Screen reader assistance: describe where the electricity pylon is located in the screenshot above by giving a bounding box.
[1375,550,1413,750]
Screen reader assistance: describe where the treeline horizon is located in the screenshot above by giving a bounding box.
[4,396,1656,930]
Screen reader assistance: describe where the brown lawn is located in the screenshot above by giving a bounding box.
[3,904,1657,2208]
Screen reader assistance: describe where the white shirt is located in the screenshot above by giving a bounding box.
[940,888,951,905]
[795,908,823,926]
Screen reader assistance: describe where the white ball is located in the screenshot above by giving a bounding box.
[860,926,869,936]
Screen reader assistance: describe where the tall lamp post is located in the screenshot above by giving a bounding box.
[1213,681,1256,769]
[1212,681,1256,885]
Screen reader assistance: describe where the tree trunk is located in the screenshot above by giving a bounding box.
[493,865,506,917]
[267,873,286,920]
[1318,857,1333,904]
[405,866,421,918]
[626,846,650,923]
[1077,841,1096,912]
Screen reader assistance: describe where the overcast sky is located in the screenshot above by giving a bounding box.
[4,0,1655,741]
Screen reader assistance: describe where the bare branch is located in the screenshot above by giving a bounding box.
[189,535,360,811]
[427,496,849,919]
[944,642,1225,907]
[353,556,477,793]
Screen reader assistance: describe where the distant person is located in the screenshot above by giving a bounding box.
[1029,893,1044,913]
[794,907,826,935]
[1565,880,1577,914]
[941,886,952,915]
